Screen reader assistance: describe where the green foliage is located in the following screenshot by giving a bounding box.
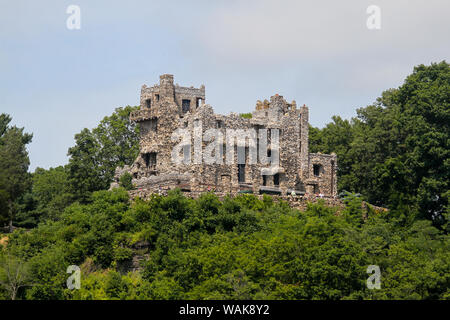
[0,114,33,230]
[119,172,134,190]
[15,166,72,227]
[0,253,32,300]
[239,113,252,119]
[67,106,140,202]
[105,270,128,299]
[310,61,449,226]
[2,188,448,300]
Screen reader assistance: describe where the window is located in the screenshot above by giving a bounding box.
[217,120,224,128]
[196,97,202,107]
[274,173,280,186]
[262,175,267,186]
[143,152,157,168]
[222,144,227,163]
[182,99,191,113]
[313,184,319,194]
[145,99,151,109]
[155,94,160,101]
[238,164,245,183]
[149,118,157,132]
[313,164,321,177]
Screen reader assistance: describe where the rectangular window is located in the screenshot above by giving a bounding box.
[313,184,319,194]
[274,173,280,186]
[145,99,151,109]
[155,94,160,101]
[182,99,191,113]
[238,164,245,183]
[149,153,156,167]
[313,164,321,177]
[149,118,157,132]
[144,153,157,169]
[262,175,267,186]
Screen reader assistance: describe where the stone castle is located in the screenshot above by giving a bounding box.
[112,74,337,198]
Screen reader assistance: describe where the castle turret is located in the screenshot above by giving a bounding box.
[159,74,175,103]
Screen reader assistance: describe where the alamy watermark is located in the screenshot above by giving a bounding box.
[171,121,280,167]
[66,265,80,290]
[366,265,381,289]
[366,5,381,30]
[66,5,81,30]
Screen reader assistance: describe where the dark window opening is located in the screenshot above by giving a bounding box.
[262,175,267,186]
[267,149,272,158]
[313,184,319,194]
[149,118,157,132]
[155,94,160,101]
[238,164,245,183]
[182,99,191,113]
[313,164,321,177]
[217,120,224,128]
[222,144,226,163]
[143,152,157,169]
[274,173,280,186]
[145,99,151,109]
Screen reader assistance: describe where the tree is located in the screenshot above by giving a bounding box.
[67,106,139,202]
[0,114,33,232]
[0,253,32,300]
[119,172,134,190]
[311,61,449,225]
[15,166,72,226]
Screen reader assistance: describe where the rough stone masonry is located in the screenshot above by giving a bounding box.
[111,74,338,199]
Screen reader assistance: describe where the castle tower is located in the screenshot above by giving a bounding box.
[159,74,175,104]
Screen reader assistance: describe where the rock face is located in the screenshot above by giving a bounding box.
[112,74,337,198]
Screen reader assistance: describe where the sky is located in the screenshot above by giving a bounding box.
[0,0,449,171]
